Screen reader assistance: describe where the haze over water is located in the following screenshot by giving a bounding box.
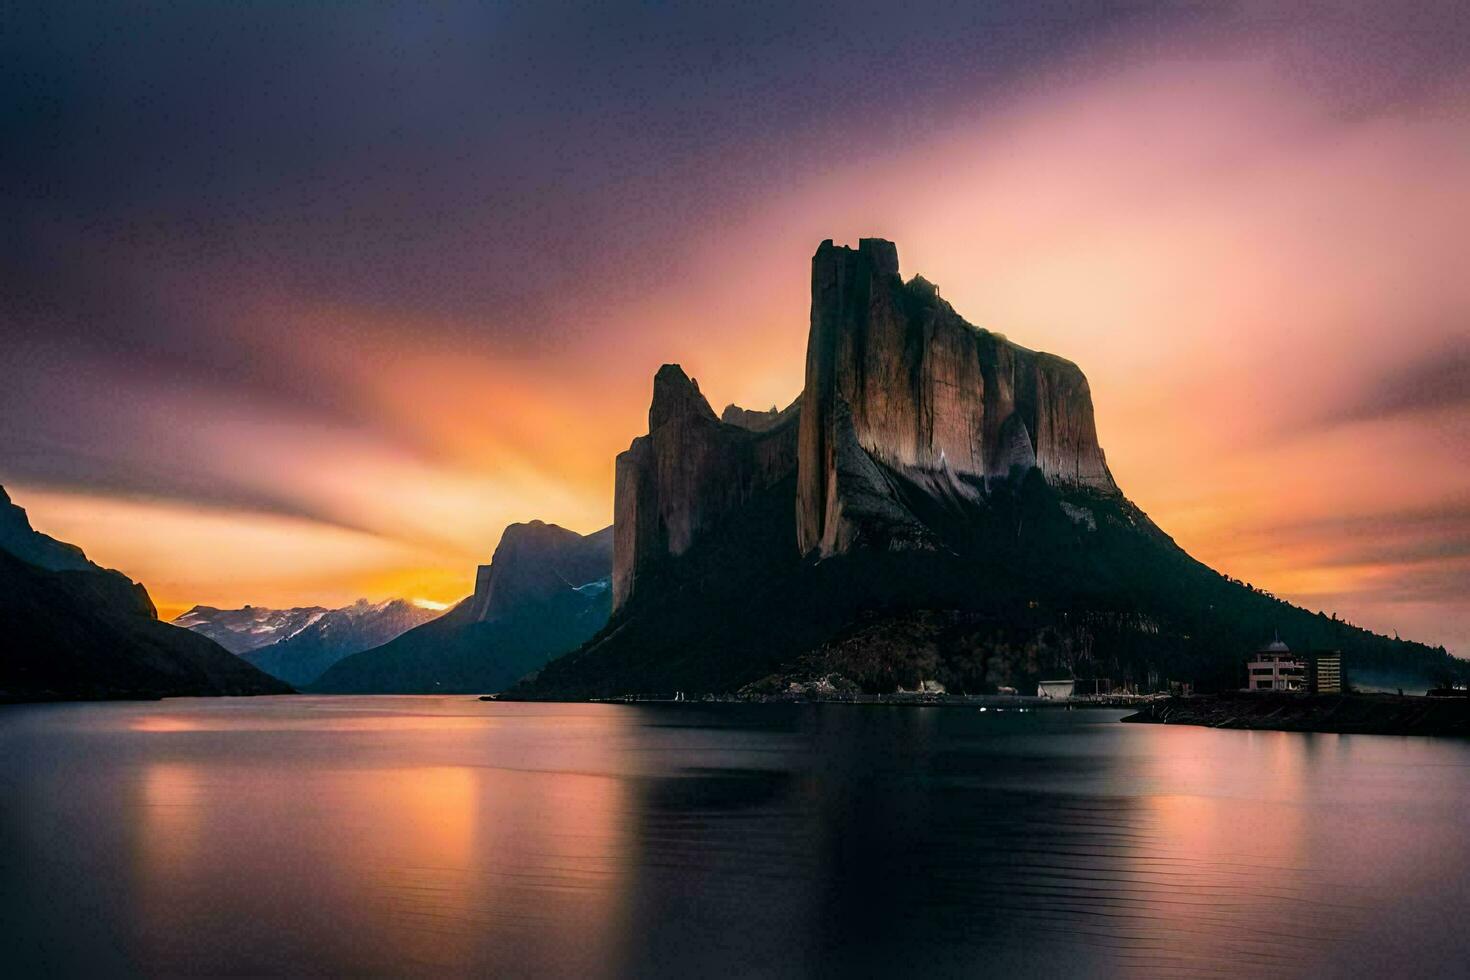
[2,697,1467,977]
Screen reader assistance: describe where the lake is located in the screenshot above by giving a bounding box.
[1,696,1467,977]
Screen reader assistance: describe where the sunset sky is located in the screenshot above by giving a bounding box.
[3,2,1467,652]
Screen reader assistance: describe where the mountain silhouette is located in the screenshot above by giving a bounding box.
[0,486,291,701]
[513,240,1462,699]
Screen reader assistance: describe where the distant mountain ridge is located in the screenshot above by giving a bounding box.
[174,599,442,687]
[173,604,330,654]
[310,522,612,693]
[0,485,290,701]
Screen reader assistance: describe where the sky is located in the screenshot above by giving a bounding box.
[2,1,1467,651]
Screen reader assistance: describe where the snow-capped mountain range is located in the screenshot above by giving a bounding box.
[172,604,331,653]
[172,599,444,687]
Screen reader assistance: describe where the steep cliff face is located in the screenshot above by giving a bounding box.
[797,238,1115,557]
[612,365,799,611]
[468,520,612,622]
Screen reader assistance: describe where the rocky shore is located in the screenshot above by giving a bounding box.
[1122,692,1470,736]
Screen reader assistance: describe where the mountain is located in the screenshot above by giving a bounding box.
[797,238,1113,557]
[172,604,331,654]
[515,239,1465,699]
[0,486,291,701]
[310,521,612,693]
[613,366,799,610]
[175,599,442,687]
[470,520,613,621]
[1,484,163,618]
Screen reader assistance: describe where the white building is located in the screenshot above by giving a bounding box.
[1246,637,1307,691]
[1313,653,1342,694]
[1037,679,1075,700]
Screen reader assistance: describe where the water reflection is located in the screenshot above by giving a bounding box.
[341,766,482,968]
[1,697,1467,978]
[138,763,205,872]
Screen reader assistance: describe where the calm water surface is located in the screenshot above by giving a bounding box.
[2,697,1467,977]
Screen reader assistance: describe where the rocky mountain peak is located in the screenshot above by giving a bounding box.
[0,483,93,573]
[797,237,1116,557]
[721,397,800,432]
[468,521,613,622]
[0,483,156,617]
[612,367,801,612]
[610,236,1119,603]
[649,364,717,431]
[815,237,900,278]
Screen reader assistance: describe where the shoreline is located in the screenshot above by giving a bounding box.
[1121,692,1469,736]
[495,692,1156,709]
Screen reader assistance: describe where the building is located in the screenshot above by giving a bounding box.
[1245,636,1307,691]
[1037,679,1075,700]
[1312,652,1342,694]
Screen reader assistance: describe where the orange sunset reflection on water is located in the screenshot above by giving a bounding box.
[4,699,1470,975]
[115,700,637,974]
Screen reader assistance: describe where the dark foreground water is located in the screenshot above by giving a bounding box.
[2,698,1468,978]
